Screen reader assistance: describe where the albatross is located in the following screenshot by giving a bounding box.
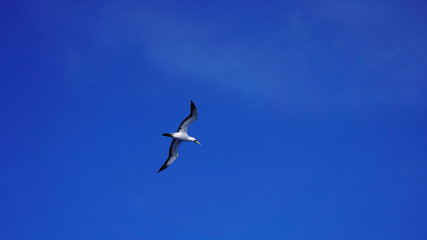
[158,101,201,172]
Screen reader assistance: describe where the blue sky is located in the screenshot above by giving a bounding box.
[1,0,427,239]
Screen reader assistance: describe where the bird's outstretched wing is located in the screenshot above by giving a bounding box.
[158,139,182,172]
[177,101,198,134]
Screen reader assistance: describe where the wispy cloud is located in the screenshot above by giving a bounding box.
[37,1,427,111]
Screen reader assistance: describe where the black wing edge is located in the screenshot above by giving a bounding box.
[190,100,196,111]
[177,101,197,132]
[158,140,180,173]
[157,160,170,172]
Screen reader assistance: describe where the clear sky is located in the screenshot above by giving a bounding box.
[1,0,427,239]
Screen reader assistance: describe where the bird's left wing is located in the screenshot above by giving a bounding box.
[177,101,198,134]
[158,139,182,172]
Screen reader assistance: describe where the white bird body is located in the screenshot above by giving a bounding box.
[169,132,196,142]
[158,101,200,172]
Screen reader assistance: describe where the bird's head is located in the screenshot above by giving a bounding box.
[189,137,201,145]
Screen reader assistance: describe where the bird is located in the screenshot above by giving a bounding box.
[158,101,201,172]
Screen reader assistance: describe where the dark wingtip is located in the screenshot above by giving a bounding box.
[157,164,169,173]
[190,100,196,110]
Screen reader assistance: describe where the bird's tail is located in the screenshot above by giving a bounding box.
[162,133,173,137]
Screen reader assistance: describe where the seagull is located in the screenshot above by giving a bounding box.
[158,101,201,172]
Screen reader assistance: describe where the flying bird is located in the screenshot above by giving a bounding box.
[158,101,201,172]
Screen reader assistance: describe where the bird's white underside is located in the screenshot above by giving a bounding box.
[171,132,195,141]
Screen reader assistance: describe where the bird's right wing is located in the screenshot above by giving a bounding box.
[177,101,198,134]
[158,139,182,172]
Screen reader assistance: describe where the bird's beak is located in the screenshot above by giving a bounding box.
[195,140,201,145]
